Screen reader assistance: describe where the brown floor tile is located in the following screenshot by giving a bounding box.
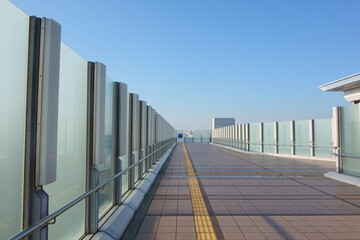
[155,232,176,240]
[176,225,195,233]
[157,226,176,233]
[135,232,156,240]
[176,232,196,240]
[303,232,328,240]
[323,232,351,240]
[222,232,246,239]
[221,226,242,232]
[235,220,256,227]
[243,232,267,240]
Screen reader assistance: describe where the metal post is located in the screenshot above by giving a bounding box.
[290,120,295,155]
[86,62,106,233]
[260,122,263,152]
[23,16,61,240]
[309,119,314,156]
[333,107,342,173]
[246,123,250,151]
[274,122,278,154]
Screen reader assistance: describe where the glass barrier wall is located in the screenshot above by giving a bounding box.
[278,121,291,155]
[263,122,274,153]
[0,1,177,239]
[177,130,211,143]
[212,118,333,158]
[314,119,332,157]
[249,123,260,152]
[341,104,360,176]
[193,130,201,142]
[295,120,310,156]
[0,1,29,238]
[44,43,87,240]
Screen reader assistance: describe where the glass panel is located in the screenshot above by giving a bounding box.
[263,122,274,153]
[44,43,87,240]
[314,119,332,157]
[249,123,260,152]
[96,76,115,217]
[278,121,291,154]
[202,130,211,143]
[133,150,140,182]
[121,154,129,195]
[0,1,28,238]
[193,130,202,143]
[294,120,310,156]
[341,104,360,176]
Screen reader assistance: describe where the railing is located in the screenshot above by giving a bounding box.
[212,118,334,158]
[333,153,360,159]
[11,141,175,240]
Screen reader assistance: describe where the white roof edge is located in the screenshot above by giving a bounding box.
[318,72,360,91]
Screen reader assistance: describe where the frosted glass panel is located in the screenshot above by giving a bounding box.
[278,121,291,154]
[97,77,115,217]
[133,151,140,182]
[341,104,360,176]
[121,154,129,195]
[295,120,310,156]
[314,119,332,157]
[249,123,260,152]
[193,130,202,142]
[0,1,28,238]
[44,43,87,240]
[263,122,274,153]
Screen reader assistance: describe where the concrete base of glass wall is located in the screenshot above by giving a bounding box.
[324,171,360,187]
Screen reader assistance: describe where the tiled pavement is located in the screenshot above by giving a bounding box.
[134,143,360,240]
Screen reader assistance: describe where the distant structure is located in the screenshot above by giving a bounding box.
[319,72,360,103]
[212,118,235,129]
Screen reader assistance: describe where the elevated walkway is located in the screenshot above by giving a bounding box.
[130,143,360,240]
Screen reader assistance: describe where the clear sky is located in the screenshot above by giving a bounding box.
[11,0,359,130]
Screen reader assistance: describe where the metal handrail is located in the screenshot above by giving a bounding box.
[332,153,360,159]
[212,139,333,149]
[10,141,175,240]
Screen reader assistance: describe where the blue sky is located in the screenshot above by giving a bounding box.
[11,0,359,130]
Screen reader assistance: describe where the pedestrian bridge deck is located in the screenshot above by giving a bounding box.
[129,143,360,240]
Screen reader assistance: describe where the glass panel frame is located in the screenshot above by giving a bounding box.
[96,77,115,218]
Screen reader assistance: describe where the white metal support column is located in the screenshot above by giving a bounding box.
[333,107,342,173]
[309,119,315,157]
[274,122,278,154]
[259,122,263,153]
[290,120,295,155]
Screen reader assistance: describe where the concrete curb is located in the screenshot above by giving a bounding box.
[324,171,360,187]
[211,143,333,162]
[99,205,135,239]
[90,232,116,240]
[91,143,176,240]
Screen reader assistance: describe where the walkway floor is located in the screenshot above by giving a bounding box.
[134,143,360,240]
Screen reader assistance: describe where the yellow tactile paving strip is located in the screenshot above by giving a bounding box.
[197,172,324,175]
[182,143,218,240]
